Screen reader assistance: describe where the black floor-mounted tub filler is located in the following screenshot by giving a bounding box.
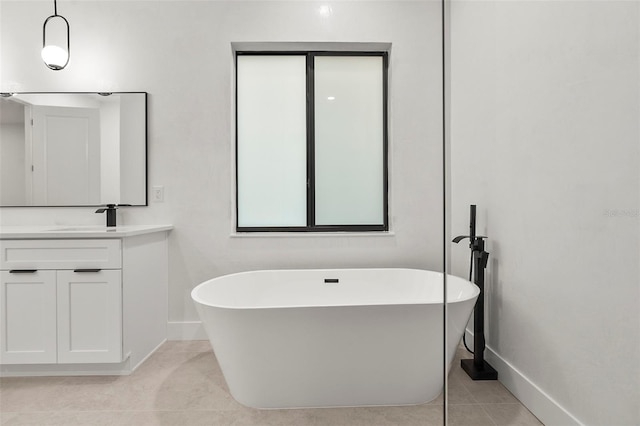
[453,205,498,380]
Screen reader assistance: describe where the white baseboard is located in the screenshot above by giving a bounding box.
[465,330,583,426]
[167,321,208,341]
[1,357,132,377]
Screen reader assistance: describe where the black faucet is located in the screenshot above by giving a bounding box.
[95,204,118,227]
[453,204,497,381]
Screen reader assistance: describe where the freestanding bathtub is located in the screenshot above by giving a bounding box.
[191,268,479,409]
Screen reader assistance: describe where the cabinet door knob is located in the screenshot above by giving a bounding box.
[73,269,102,273]
[9,269,37,273]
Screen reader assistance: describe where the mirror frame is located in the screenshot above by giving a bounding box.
[0,91,148,207]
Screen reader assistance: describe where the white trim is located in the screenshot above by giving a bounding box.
[0,355,132,377]
[0,341,166,377]
[465,330,583,426]
[167,320,208,341]
[231,41,392,54]
[230,231,396,238]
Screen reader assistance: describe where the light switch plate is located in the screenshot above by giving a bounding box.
[152,186,164,202]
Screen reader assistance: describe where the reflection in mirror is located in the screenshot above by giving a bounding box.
[0,92,147,207]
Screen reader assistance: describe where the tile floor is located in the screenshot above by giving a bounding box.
[0,341,542,426]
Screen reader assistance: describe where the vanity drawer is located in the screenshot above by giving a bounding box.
[0,240,122,270]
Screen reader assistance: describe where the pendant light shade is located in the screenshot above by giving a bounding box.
[42,1,70,70]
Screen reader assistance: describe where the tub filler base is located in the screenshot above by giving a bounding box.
[461,358,499,381]
[192,268,479,409]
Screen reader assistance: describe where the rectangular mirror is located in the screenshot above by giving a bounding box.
[0,92,147,207]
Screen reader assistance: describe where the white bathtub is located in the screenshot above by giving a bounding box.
[191,268,479,409]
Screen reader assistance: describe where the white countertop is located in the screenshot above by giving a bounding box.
[0,225,173,239]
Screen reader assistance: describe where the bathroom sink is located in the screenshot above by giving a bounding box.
[47,226,117,232]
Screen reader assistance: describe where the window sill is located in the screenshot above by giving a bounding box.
[230,231,395,238]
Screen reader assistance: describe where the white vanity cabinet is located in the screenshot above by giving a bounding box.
[0,226,171,376]
[0,270,57,364]
[1,239,123,365]
[56,269,122,364]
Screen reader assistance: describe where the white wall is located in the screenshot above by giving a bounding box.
[451,1,639,425]
[0,1,444,332]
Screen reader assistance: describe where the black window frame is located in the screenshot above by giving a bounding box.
[235,51,389,233]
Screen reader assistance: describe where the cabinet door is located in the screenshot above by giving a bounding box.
[56,270,122,364]
[0,270,57,364]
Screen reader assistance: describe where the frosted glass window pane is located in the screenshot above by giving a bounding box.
[314,56,384,225]
[237,55,307,227]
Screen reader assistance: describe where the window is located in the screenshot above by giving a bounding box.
[236,51,388,232]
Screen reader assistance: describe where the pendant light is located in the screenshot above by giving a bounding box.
[42,0,70,70]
